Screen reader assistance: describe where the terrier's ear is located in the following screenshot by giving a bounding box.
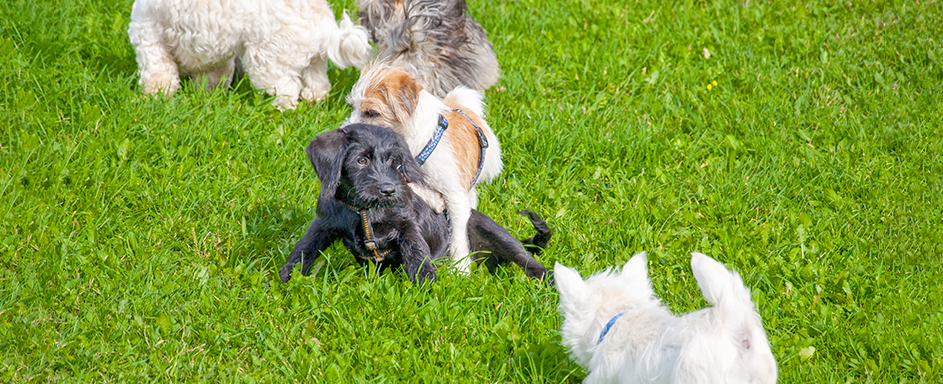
[691,252,749,308]
[387,69,422,124]
[621,251,649,282]
[306,128,349,199]
[554,262,589,307]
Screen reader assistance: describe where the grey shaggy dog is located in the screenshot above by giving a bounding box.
[279,123,550,284]
[357,0,500,96]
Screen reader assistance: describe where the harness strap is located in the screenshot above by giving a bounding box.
[450,109,489,190]
[339,201,391,262]
[414,110,489,191]
[597,312,627,345]
[416,116,448,165]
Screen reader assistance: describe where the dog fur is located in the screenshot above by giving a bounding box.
[356,0,500,97]
[555,252,777,384]
[128,0,372,109]
[278,123,548,284]
[345,64,502,273]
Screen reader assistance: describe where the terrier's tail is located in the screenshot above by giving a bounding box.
[327,11,372,69]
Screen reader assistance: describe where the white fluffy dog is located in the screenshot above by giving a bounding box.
[555,252,777,384]
[345,64,502,272]
[128,0,372,109]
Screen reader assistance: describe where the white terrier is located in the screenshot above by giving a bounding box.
[128,0,372,109]
[555,252,777,384]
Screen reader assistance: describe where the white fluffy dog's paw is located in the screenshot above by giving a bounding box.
[274,95,299,110]
[300,87,328,103]
[142,75,179,97]
[143,87,173,98]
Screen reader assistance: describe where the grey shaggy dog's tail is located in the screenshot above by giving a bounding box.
[358,0,500,96]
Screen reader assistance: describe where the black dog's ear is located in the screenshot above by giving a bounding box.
[394,134,424,184]
[306,128,349,198]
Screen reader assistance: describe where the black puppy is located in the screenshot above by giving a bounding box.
[279,123,551,284]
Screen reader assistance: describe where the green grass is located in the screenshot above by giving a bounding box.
[1,0,942,381]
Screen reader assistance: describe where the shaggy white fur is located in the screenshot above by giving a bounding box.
[555,252,777,384]
[128,0,372,109]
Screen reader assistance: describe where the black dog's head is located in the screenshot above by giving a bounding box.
[306,123,424,209]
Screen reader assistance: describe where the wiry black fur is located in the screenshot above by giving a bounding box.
[356,0,500,97]
[279,123,550,284]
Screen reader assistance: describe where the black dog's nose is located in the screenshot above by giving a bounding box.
[379,184,396,196]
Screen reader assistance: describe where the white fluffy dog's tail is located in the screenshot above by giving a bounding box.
[327,11,372,69]
[691,253,755,317]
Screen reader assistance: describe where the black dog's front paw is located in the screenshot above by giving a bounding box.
[278,262,296,283]
[415,266,437,284]
[523,263,553,284]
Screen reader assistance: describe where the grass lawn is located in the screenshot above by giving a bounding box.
[2,0,942,381]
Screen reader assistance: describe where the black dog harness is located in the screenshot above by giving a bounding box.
[338,201,391,262]
[415,109,489,190]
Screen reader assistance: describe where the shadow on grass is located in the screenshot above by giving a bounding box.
[236,199,313,274]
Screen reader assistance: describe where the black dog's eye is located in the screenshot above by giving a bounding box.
[396,163,411,183]
[357,156,368,165]
[363,109,380,119]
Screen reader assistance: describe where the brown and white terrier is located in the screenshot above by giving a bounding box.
[345,64,503,272]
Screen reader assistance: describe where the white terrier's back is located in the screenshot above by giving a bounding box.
[555,252,777,384]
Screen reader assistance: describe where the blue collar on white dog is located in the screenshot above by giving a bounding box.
[597,312,627,345]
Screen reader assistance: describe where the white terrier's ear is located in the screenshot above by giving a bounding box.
[620,251,649,282]
[554,262,588,307]
[691,252,749,308]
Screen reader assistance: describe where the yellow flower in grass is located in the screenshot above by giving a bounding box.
[706,80,718,90]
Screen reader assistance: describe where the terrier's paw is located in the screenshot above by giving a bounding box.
[142,75,179,97]
[300,87,328,103]
[273,95,299,110]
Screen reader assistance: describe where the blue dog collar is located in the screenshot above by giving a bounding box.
[597,312,626,345]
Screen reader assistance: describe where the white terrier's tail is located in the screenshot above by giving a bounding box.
[691,253,755,317]
[326,11,372,69]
